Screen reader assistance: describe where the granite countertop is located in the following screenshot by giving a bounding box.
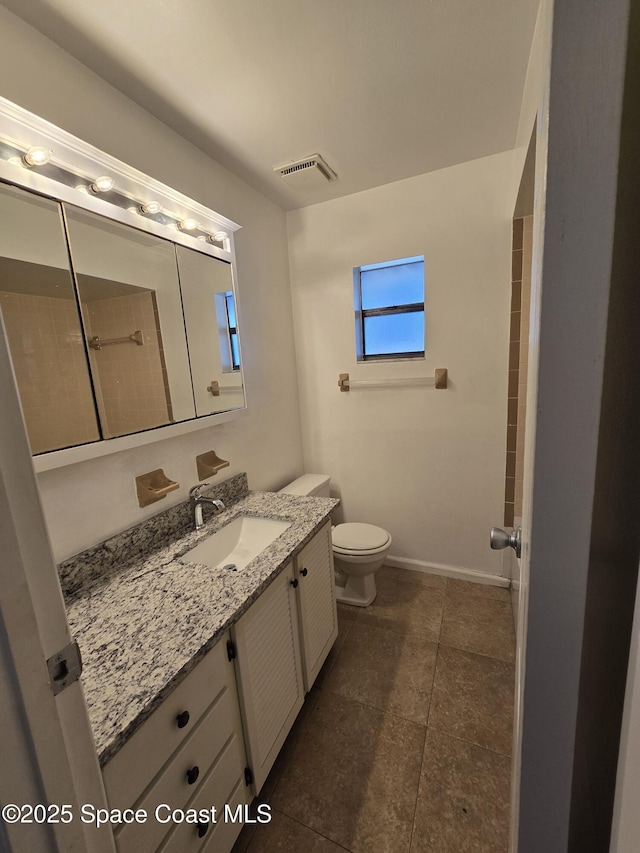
[59,474,338,767]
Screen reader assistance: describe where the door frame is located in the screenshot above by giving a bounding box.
[514,0,639,850]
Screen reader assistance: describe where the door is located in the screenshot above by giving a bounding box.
[295,522,338,691]
[510,0,640,851]
[0,321,113,852]
[231,562,305,794]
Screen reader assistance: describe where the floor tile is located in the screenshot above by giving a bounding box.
[440,593,515,661]
[358,570,445,641]
[259,686,322,803]
[410,729,511,853]
[446,578,511,603]
[232,821,256,853]
[322,621,437,724]
[245,809,348,852]
[337,602,360,622]
[237,568,515,852]
[271,690,424,852]
[428,646,515,755]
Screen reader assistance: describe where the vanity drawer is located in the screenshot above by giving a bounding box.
[199,779,246,853]
[114,685,241,853]
[103,635,232,812]
[156,736,249,853]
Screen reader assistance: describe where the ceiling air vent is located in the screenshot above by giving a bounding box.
[274,154,337,190]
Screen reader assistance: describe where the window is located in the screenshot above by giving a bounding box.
[353,256,425,361]
[214,290,241,372]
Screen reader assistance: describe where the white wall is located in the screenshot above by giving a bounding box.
[287,151,517,578]
[0,6,304,560]
[512,0,545,208]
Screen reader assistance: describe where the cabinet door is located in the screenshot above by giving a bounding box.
[295,523,338,691]
[231,563,304,793]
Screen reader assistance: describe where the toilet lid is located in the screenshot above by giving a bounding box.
[332,523,390,553]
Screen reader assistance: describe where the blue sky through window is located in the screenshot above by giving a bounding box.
[356,256,425,359]
[363,311,424,356]
[360,258,424,310]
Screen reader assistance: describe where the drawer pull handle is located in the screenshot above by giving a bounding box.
[300,567,308,577]
[197,820,209,838]
[186,765,200,785]
[176,710,190,729]
[291,578,299,588]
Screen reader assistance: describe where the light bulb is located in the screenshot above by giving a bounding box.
[91,176,114,193]
[178,218,198,231]
[22,146,51,167]
[213,231,228,243]
[139,201,162,215]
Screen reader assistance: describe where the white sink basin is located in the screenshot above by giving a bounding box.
[181,515,291,570]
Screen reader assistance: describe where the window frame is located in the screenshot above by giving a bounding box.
[353,255,425,362]
[224,291,241,371]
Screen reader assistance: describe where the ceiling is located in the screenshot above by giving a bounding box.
[2,0,540,210]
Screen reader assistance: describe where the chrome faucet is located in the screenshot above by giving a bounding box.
[189,483,225,531]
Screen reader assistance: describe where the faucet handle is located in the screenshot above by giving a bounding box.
[189,482,210,498]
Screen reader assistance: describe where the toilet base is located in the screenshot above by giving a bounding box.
[334,570,377,607]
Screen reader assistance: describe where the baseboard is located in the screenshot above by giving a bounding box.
[385,555,510,588]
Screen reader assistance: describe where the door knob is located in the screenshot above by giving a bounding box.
[490,526,522,558]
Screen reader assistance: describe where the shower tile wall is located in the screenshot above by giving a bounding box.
[0,291,99,453]
[504,215,533,526]
[84,290,173,437]
[515,216,533,518]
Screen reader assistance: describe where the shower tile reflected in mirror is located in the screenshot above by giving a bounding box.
[64,205,197,438]
[0,184,100,454]
[80,281,173,438]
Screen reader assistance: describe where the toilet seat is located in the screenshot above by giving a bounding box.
[332,522,391,556]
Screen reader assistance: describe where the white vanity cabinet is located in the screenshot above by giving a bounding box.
[294,521,338,691]
[102,632,250,853]
[99,519,337,848]
[231,522,337,794]
[231,561,305,794]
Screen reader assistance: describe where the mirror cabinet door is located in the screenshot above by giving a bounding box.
[0,184,101,454]
[63,206,196,438]
[175,245,246,416]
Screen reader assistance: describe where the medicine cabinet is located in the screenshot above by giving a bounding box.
[0,180,246,464]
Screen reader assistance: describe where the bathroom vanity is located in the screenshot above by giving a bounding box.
[59,474,338,853]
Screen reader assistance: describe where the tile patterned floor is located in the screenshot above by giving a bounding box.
[232,566,516,853]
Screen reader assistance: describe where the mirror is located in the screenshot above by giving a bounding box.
[0,183,101,453]
[175,245,244,416]
[65,206,196,438]
[0,180,246,459]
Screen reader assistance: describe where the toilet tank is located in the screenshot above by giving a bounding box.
[278,474,331,498]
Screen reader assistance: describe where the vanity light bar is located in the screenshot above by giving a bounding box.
[0,96,240,248]
[0,135,234,249]
[14,143,224,240]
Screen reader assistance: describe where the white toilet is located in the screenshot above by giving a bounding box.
[279,474,392,606]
